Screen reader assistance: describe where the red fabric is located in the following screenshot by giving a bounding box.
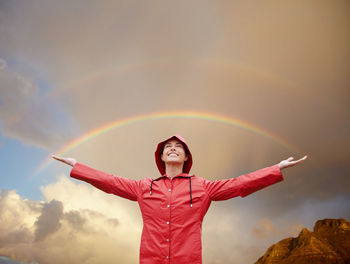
[70,162,283,264]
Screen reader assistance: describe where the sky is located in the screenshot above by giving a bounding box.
[0,0,349,263]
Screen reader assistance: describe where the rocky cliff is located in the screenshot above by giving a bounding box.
[255,218,350,264]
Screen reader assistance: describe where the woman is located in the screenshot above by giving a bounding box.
[52,134,307,264]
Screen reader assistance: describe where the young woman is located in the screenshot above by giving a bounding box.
[52,134,307,264]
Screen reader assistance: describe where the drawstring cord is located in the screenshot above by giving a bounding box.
[189,177,192,208]
[150,180,154,195]
[149,177,193,208]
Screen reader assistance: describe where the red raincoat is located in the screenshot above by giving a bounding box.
[70,135,284,264]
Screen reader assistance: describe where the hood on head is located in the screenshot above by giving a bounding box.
[155,134,193,175]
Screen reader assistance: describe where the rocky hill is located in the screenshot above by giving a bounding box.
[255,218,350,264]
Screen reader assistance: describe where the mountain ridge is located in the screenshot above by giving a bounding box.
[255,218,350,264]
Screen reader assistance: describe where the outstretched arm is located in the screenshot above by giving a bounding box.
[278,155,307,170]
[205,155,308,201]
[51,155,140,201]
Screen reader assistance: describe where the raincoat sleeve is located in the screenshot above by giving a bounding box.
[204,164,283,201]
[70,162,140,201]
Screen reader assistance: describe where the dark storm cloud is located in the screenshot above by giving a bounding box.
[0,229,32,247]
[63,210,86,231]
[34,199,63,242]
[63,209,119,232]
[0,58,74,149]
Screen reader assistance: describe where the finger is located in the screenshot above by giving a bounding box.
[292,156,307,165]
[296,155,308,162]
[51,155,64,162]
[287,157,294,161]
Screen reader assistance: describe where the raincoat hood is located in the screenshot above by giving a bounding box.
[155,134,193,175]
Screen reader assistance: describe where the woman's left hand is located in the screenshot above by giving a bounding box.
[278,155,308,170]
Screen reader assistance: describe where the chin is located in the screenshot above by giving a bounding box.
[166,160,182,164]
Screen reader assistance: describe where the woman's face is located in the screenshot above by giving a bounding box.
[161,139,188,165]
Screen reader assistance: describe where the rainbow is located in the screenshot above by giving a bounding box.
[35,110,300,174]
[54,58,299,95]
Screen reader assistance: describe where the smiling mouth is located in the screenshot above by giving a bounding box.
[168,153,178,156]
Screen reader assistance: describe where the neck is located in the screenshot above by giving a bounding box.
[165,163,184,178]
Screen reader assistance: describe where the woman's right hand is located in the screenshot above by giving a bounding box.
[51,155,77,167]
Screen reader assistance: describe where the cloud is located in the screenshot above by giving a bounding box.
[0,181,139,264]
[0,59,74,150]
[62,210,86,231]
[0,256,26,264]
[252,218,305,239]
[34,200,63,242]
[0,59,6,69]
[252,218,280,238]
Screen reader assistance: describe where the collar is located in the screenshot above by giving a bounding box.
[153,173,195,181]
